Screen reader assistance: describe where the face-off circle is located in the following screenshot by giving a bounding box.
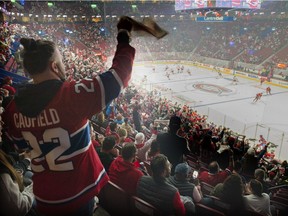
[193,83,233,95]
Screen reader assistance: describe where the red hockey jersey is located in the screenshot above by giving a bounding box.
[3,43,135,215]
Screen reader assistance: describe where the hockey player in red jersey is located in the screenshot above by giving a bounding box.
[266,86,271,95]
[260,77,266,85]
[2,19,136,216]
[253,92,263,103]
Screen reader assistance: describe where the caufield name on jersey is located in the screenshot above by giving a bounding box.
[13,109,60,129]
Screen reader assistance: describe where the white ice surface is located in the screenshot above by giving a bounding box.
[131,64,288,161]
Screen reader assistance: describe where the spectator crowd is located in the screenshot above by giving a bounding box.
[1,1,288,215]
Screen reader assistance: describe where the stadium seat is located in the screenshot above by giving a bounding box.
[271,195,288,204]
[200,182,215,196]
[100,127,106,135]
[195,203,225,216]
[198,160,209,170]
[276,191,288,199]
[98,181,130,215]
[187,159,200,170]
[199,166,209,173]
[144,161,152,176]
[205,195,231,214]
[270,200,288,216]
[130,196,162,216]
[91,122,101,134]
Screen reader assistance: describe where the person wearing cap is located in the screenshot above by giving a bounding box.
[168,162,203,204]
[1,76,16,95]
[157,115,190,175]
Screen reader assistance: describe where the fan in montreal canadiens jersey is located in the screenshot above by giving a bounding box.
[2,19,136,215]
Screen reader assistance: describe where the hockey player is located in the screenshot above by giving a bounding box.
[253,92,263,103]
[266,86,271,95]
[232,75,239,85]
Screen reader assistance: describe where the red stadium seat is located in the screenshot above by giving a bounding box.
[200,182,215,196]
[98,181,130,215]
[130,196,162,216]
[144,161,152,176]
[187,159,200,170]
[195,203,225,216]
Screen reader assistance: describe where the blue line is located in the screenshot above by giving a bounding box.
[194,90,288,108]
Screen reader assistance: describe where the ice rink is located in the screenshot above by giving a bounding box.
[132,63,288,161]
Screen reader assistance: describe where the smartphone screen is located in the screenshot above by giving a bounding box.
[193,170,199,179]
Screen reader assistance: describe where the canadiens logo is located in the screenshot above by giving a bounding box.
[193,83,232,94]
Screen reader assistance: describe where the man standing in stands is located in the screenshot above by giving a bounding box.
[2,18,136,216]
[157,116,190,175]
[132,101,142,132]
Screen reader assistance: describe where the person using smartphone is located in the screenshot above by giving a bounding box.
[168,162,203,203]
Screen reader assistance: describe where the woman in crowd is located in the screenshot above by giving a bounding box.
[211,174,245,215]
[0,149,34,216]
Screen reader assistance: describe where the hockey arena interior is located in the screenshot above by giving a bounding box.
[0,0,288,216]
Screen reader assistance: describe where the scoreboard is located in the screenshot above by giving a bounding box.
[195,16,236,22]
[175,0,261,10]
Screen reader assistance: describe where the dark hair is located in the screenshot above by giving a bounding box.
[20,38,56,75]
[222,174,244,209]
[169,116,181,133]
[148,140,160,158]
[102,136,116,151]
[249,179,263,197]
[121,142,136,160]
[234,160,243,173]
[150,154,169,180]
[109,122,118,132]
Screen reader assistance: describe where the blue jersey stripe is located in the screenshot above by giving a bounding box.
[99,70,121,105]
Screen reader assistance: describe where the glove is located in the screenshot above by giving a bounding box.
[117,29,131,44]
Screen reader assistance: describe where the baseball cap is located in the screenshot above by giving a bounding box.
[175,162,191,175]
